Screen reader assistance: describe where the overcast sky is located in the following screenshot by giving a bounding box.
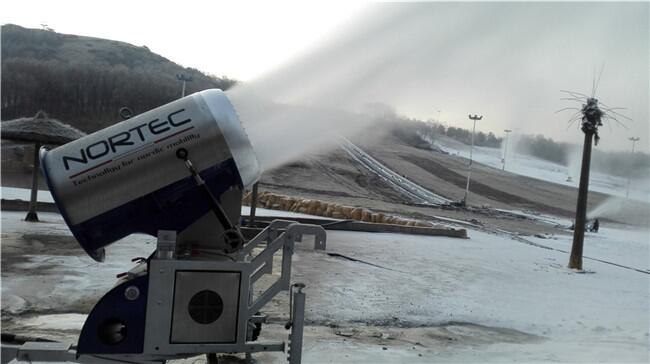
[3,1,648,152]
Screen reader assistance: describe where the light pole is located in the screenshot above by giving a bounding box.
[462,114,483,205]
[502,129,512,171]
[176,74,193,97]
[626,137,640,198]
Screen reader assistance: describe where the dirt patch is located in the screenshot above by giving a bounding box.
[2,233,79,255]
[403,154,574,216]
[262,149,412,204]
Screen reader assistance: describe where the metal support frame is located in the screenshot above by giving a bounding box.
[143,220,324,360]
[288,284,306,364]
[1,220,325,364]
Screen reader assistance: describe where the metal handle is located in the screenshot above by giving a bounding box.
[176,148,244,250]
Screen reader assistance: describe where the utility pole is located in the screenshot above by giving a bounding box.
[176,74,193,97]
[437,110,441,123]
[626,137,640,198]
[25,143,41,222]
[249,182,259,226]
[502,129,512,171]
[568,98,603,270]
[462,114,483,205]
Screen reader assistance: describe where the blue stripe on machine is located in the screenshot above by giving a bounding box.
[61,158,242,261]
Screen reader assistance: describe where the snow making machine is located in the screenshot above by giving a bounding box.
[1,89,326,364]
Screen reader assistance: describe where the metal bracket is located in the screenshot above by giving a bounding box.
[156,230,177,260]
[1,342,160,364]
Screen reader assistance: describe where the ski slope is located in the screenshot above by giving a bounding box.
[340,137,452,205]
[434,137,649,203]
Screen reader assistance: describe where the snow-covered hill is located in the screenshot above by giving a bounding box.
[434,136,649,203]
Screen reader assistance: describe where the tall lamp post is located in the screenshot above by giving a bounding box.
[502,129,512,171]
[176,73,193,97]
[626,137,640,198]
[462,114,483,205]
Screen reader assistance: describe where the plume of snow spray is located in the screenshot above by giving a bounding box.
[565,144,582,182]
[227,90,373,171]
[226,2,648,173]
[587,197,626,220]
[225,3,537,172]
[587,195,650,226]
[499,131,525,168]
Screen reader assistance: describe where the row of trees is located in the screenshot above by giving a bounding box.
[444,126,500,148]
[1,24,236,132]
[384,113,647,179]
[378,114,502,150]
[1,58,235,132]
[591,148,649,179]
[513,134,648,179]
[410,121,501,148]
[517,134,568,165]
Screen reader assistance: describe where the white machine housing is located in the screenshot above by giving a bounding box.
[40,89,260,261]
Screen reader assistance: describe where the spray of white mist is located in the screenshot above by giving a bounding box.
[499,131,525,169]
[566,145,583,181]
[227,2,649,172]
[227,91,373,171]
[587,195,650,227]
[587,197,625,221]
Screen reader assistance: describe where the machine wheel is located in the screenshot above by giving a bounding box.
[252,321,262,341]
[206,353,219,364]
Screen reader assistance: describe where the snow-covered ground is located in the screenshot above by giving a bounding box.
[1,186,54,203]
[296,227,649,363]
[2,209,648,363]
[2,142,648,362]
[434,137,650,203]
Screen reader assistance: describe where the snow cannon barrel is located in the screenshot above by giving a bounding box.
[40,89,261,261]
